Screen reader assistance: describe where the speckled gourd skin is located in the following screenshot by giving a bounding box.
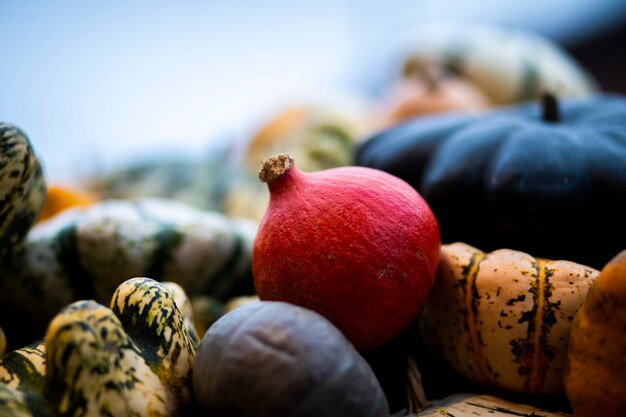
[0,198,255,348]
[419,242,598,395]
[48,301,172,417]
[0,277,198,417]
[0,341,49,417]
[0,123,47,264]
[109,278,198,407]
[0,340,46,393]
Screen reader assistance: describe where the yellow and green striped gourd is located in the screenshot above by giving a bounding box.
[0,123,47,264]
[0,277,197,417]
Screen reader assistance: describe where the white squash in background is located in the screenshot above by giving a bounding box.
[382,21,598,105]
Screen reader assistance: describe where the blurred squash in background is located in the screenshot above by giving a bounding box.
[221,100,375,222]
[378,63,492,128]
[371,20,599,127]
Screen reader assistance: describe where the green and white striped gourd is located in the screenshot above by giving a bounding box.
[90,155,229,213]
[0,277,198,417]
[419,242,598,396]
[384,21,597,106]
[0,197,256,348]
[0,123,47,264]
[412,393,570,416]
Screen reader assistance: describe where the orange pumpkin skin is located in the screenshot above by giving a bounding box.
[565,250,626,417]
[252,155,440,351]
[245,106,308,167]
[381,75,491,127]
[38,185,97,223]
[420,242,598,396]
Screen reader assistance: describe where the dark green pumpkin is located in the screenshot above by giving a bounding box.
[356,93,626,269]
[193,301,390,417]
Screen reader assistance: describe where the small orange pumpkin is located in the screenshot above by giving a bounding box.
[243,104,368,173]
[565,249,626,416]
[37,184,98,223]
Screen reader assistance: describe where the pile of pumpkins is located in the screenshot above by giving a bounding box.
[1,21,625,417]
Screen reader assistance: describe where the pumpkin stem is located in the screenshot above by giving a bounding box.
[258,153,294,183]
[540,92,560,123]
[403,59,440,92]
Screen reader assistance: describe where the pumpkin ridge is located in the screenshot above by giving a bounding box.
[516,259,557,393]
[526,259,547,391]
[463,251,492,384]
[508,262,538,385]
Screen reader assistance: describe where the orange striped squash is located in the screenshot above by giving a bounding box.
[419,242,598,395]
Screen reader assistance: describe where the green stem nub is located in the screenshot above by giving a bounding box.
[259,154,294,183]
[540,93,560,123]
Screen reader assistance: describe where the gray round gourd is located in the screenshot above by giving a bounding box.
[193,301,390,417]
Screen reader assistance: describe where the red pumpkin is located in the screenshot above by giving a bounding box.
[252,154,440,350]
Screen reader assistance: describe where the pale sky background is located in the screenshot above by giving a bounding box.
[2,1,625,183]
